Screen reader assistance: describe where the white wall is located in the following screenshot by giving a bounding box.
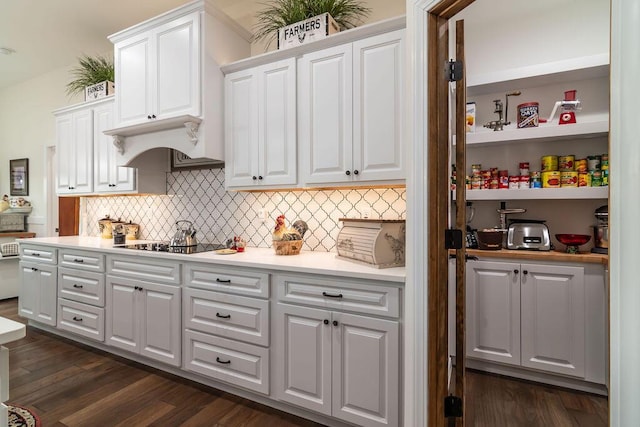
[0,66,82,236]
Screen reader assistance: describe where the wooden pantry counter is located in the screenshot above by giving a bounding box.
[451,248,608,265]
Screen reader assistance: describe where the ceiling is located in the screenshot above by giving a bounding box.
[0,0,264,90]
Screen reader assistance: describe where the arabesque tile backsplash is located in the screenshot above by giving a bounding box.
[81,168,406,252]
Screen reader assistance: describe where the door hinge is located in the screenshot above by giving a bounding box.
[444,394,463,418]
[447,59,463,82]
[445,229,463,250]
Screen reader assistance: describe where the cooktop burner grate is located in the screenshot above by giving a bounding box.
[116,242,226,254]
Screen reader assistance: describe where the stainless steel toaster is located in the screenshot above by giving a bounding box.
[507,221,551,250]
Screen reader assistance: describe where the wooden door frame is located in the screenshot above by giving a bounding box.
[405,0,474,426]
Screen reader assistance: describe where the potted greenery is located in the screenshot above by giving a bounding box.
[66,54,115,100]
[253,0,371,49]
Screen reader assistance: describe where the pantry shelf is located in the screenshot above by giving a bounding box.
[453,119,609,148]
[453,186,609,201]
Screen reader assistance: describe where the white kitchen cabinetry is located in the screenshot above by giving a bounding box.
[105,1,251,164]
[106,255,182,367]
[274,274,400,427]
[458,56,610,201]
[55,107,93,194]
[113,12,200,127]
[18,245,58,326]
[225,58,297,189]
[183,263,270,394]
[93,101,135,193]
[54,97,164,196]
[299,29,405,186]
[56,249,106,341]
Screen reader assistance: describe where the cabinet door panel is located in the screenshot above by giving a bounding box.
[332,312,399,427]
[353,30,404,181]
[300,45,353,184]
[115,33,151,126]
[521,264,585,378]
[466,261,520,366]
[275,303,331,416]
[55,114,73,193]
[35,264,58,326]
[225,70,258,187]
[105,277,139,353]
[94,102,135,193]
[18,262,39,320]
[73,109,94,193]
[259,58,297,185]
[140,282,181,366]
[154,12,200,119]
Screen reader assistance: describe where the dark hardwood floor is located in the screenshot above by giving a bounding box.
[1,298,608,426]
[0,299,323,427]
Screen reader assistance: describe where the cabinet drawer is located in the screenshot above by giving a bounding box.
[275,274,400,318]
[59,249,105,272]
[107,255,181,285]
[20,245,57,264]
[184,288,269,346]
[57,298,105,342]
[184,329,269,395]
[185,264,269,298]
[58,267,105,307]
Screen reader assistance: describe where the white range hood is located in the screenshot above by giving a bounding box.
[103,0,251,166]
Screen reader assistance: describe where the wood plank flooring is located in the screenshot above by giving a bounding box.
[0,299,323,427]
[0,298,607,426]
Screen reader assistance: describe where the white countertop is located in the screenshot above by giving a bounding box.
[17,236,406,283]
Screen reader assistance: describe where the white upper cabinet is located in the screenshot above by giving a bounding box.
[93,101,136,193]
[56,107,93,195]
[114,11,200,127]
[300,29,405,186]
[225,58,297,189]
[106,1,251,164]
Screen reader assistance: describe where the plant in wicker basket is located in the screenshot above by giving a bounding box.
[253,0,371,49]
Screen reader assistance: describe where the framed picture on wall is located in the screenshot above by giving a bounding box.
[10,158,29,196]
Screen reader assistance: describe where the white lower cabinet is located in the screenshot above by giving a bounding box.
[106,275,181,367]
[274,274,400,427]
[182,263,271,394]
[18,261,57,326]
[465,259,593,380]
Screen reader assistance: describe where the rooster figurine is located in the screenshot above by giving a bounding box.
[272,214,303,241]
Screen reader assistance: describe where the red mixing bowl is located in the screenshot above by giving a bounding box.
[555,234,591,246]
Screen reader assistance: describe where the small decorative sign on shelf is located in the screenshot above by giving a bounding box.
[278,13,340,50]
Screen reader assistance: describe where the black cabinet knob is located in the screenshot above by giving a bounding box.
[333,320,338,327]
[523,270,528,275]
[147,115,152,119]
[345,170,351,176]
[252,176,257,180]
[514,269,519,274]
[152,114,156,119]
[353,170,359,175]
[324,319,329,325]
[258,176,263,180]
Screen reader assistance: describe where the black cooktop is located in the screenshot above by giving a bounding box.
[117,242,226,254]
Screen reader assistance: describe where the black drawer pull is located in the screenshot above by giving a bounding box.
[322,292,343,299]
[216,357,231,364]
[73,284,84,289]
[73,259,84,263]
[216,313,231,319]
[73,316,83,322]
[216,278,231,283]
[32,253,40,257]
